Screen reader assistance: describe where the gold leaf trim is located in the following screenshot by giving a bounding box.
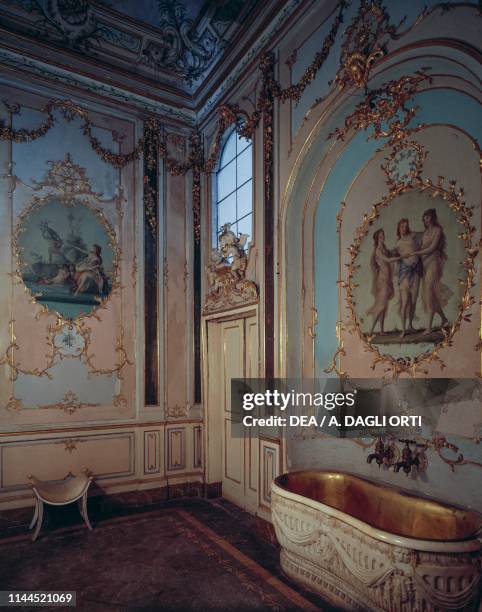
[345,176,478,378]
[38,390,100,414]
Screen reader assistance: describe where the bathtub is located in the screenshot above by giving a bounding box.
[271,471,482,611]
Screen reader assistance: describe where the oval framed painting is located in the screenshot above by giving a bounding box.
[15,197,119,320]
[346,183,476,374]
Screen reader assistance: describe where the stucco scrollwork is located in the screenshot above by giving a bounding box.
[22,0,97,49]
[204,223,258,313]
[335,0,406,90]
[138,0,219,85]
[328,72,432,144]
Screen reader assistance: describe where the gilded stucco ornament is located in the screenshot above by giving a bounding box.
[166,404,189,419]
[0,156,132,392]
[0,320,56,380]
[328,72,432,143]
[204,224,258,313]
[32,154,101,203]
[326,65,480,379]
[344,168,478,378]
[335,0,406,90]
[13,156,121,322]
[419,432,482,472]
[56,438,83,454]
[383,140,427,187]
[0,99,143,168]
[4,396,23,411]
[39,389,100,414]
[113,394,127,408]
[323,321,347,379]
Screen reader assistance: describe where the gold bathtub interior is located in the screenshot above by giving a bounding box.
[275,471,482,542]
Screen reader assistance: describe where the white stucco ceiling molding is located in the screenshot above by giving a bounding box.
[0,47,196,126]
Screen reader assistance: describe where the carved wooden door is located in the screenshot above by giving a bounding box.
[220,316,259,512]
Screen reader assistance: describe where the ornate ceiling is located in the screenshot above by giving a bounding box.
[0,0,263,98]
[103,0,207,30]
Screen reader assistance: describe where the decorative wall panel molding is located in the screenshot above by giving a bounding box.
[193,425,202,470]
[144,430,161,474]
[280,0,481,513]
[0,87,137,422]
[1,155,133,398]
[345,168,477,378]
[322,72,480,378]
[0,432,135,490]
[166,426,186,472]
[260,438,280,508]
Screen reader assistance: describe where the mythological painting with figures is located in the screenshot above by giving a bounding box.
[351,190,466,359]
[17,198,116,320]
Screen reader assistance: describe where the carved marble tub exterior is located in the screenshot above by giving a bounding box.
[271,471,482,611]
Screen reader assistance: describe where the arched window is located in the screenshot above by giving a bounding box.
[213,127,253,247]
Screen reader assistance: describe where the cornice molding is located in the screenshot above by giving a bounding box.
[0,46,196,125]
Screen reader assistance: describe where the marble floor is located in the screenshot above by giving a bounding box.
[0,498,338,611]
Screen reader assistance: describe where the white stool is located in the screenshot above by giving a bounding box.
[28,471,94,541]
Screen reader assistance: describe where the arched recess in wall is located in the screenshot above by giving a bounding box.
[281,14,481,380]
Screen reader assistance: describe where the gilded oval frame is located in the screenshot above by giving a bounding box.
[345,177,477,377]
[14,194,120,322]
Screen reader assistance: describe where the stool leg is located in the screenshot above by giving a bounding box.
[31,500,43,542]
[29,500,39,530]
[79,493,93,531]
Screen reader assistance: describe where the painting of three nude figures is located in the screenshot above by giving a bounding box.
[353,191,465,347]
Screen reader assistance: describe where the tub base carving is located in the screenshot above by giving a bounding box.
[272,472,482,612]
[281,548,377,611]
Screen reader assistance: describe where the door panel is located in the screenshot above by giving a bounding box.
[221,320,245,505]
[218,316,259,512]
[244,317,259,506]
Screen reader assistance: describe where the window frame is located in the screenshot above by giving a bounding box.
[212,125,254,249]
